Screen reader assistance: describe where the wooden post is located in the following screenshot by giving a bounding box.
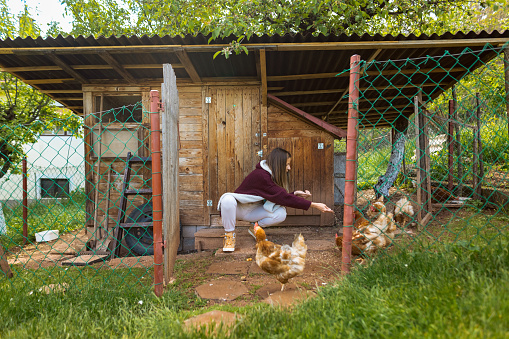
[414,96,422,223]
[475,93,484,199]
[452,87,463,197]
[22,157,28,245]
[342,54,361,275]
[150,90,164,297]
[419,92,432,214]
[448,100,454,192]
[161,64,180,285]
[0,243,13,278]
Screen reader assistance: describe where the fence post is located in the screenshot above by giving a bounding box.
[22,157,28,245]
[504,46,509,137]
[448,100,454,192]
[475,93,484,200]
[342,54,361,275]
[452,87,463,197]
[150,90,164,297]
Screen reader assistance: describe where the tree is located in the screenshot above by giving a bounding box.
[0,0,81,180]
[60,0,507,39]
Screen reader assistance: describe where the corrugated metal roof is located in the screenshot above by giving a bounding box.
[0,31,508,130]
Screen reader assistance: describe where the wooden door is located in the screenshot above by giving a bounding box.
[207,86,263,221]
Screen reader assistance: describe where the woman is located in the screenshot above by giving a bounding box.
[217,147,334,252]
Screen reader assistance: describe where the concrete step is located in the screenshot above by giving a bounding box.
[194,226,337,254]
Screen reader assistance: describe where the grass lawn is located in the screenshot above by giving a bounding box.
[1,224,508,338]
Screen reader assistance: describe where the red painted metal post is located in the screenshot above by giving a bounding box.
[22,157,28,245]
[448,100,454,192]
[342,54,361,275]
[150,90,164,297]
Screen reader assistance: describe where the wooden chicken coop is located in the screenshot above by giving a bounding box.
[80,83,341,250]
[0,31,508,252]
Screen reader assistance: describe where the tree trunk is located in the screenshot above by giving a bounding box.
[374,130,407,198]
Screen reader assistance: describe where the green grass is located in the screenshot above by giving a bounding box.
[1,189,86,247]
[2,227,508,338]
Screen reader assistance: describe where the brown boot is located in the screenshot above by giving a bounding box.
[223,232,236,252]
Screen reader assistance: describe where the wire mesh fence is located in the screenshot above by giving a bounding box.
[339,45,509,257]
[0,103,156,291]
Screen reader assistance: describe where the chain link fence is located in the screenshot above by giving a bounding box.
[341,45,509,257]
[1,103,156,291]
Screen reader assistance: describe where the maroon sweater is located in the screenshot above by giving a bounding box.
[234,163,312,210]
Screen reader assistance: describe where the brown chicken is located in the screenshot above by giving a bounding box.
[366,196,386,219]
[393,197,415,228]
[254,223,307,291]
[354,210,370,231]
[336,209,396,255]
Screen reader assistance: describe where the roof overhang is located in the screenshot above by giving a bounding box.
[0,31,507,129]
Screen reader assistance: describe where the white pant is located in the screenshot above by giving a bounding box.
[220,194,287,232]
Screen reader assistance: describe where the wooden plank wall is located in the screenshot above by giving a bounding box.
[178,86,205,225]
[207,86,262,222]
[267,104,335,226]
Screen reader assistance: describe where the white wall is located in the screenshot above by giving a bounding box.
[0,135,85,201]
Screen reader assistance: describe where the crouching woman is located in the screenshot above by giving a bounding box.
[217,147,334,252]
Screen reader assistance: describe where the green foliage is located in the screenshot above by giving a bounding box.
[1,188,86,248]
[0,3,83,180]
[57,0,508,40]
[0,84,83,180]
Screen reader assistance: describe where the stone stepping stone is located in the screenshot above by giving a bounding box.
[256,283,316,307]
[183,310,239,335]
[205,261,250,275]
[305,239,336,251]
[264,289,316,307]
[195,278,249,301]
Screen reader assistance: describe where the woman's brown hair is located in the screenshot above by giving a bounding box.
[267,147,291,191]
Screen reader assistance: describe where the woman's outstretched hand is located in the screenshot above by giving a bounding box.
[294,190,312,198]
[310,202,334,213]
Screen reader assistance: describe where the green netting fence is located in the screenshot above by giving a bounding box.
[1,102,157,291]
[340,44,509,258]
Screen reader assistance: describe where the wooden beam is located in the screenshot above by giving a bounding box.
[267,94,346,138]
[260,49,267,106]
[44,52,89,84]
[0,38,507,54]
[276,82,446,97]
[98,51,136,83]
[293,101,338,107]
[267,66,467,82]
[40,90,83,93]
[0,64,184,72]
[52,97,83,101]
[24,78,75,84]
[175,49,201,83]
